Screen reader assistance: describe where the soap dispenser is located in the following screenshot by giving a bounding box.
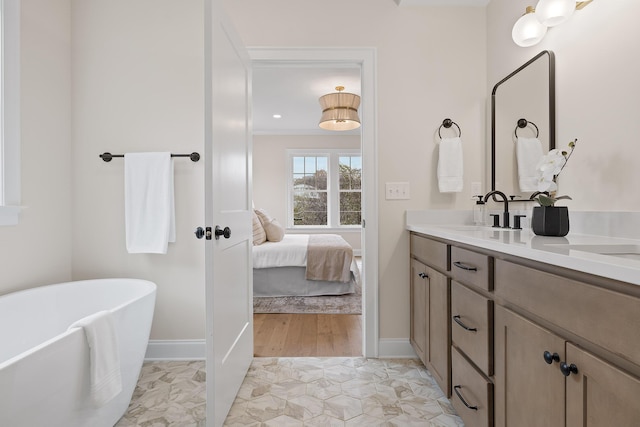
[473,195,486,226]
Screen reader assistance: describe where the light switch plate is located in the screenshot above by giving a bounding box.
[386,182,410,200]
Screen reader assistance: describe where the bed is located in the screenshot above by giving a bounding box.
[252,234,360,297]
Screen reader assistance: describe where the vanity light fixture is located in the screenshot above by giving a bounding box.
[512,6,548,48]
[318,86,361,131]
[512,0,594,47]
[535,0,575,26]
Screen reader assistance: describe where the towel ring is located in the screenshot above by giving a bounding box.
[438,118,461,139]
[514,118,539,138]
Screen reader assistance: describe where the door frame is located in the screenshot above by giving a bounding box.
[249,47,379,357]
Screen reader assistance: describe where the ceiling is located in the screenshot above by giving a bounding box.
[252,65,361,135]
[251,0,489,136]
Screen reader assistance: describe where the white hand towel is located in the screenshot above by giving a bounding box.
[68,311,122,407]
[516,137,544,192]
[125,152,175,254]
[437,137,464,193]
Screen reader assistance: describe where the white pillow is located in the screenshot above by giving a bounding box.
[263,218,285,242]
[255,208,285,242]
[252,211,266,245]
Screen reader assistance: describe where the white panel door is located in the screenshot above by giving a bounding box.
[204,2,253,426]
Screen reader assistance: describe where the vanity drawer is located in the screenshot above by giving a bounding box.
[410,233,448,271]
[495,259,640,367]
[451,346,493,427]
[451,281,493,376]
[450,246,493,291]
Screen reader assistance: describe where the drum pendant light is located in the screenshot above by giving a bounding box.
[318,86,361,131]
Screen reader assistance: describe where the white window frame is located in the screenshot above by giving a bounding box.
[286,148,361,230]
[0,0,20,226]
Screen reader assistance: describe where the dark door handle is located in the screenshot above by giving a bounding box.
[194,227,205,239]
[195,227,213,240]
[215,226,231,240]
[543,351,560,365]
[560,362,578,377]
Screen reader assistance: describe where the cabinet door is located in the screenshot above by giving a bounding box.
[426,266,450,397]
[494,306,565,427]
[410,258,428,365]
[566,343,640,427]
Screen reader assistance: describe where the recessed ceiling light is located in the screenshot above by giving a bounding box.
[273,114,282,119]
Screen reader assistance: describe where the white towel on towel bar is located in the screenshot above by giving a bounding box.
[125,152,175,254]
[516,137,544,192]
[437,137,464,193]
[68,310,122,407]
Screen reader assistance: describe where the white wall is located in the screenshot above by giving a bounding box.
[70,0,206,340]
[225,0,487,340]
[253,134,361,251]
[0,0,72,294]
[488,0,640,211]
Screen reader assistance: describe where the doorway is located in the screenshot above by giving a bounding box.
[249,47,378,358]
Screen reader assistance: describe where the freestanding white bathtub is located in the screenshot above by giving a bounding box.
[0,278,156,427]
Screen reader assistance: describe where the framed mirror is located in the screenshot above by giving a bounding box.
[491,50,555,200]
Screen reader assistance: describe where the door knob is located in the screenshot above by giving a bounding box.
[215,226,231,240]
[194,227,205,239]
[195,227,212,240]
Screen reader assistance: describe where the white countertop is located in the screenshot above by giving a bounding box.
[407,216,640,287]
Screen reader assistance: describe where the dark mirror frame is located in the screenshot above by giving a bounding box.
[491,50,556,198]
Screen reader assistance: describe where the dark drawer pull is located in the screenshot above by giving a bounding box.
[453,385,478,411]
[453,261,478,271]
[418,272,428,279]
[453,315,477,332]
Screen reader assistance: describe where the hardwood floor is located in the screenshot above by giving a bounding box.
[253,313,362,357]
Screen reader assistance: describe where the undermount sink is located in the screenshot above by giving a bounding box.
[546,243,640,261]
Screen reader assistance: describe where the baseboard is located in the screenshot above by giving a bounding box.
[377,338,418,359]
[145,340,206,361]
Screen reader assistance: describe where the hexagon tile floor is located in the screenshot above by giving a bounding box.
[117,358,464,426]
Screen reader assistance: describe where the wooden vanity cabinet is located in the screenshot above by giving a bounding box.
[409,235,451,396]
[410,230,640,427]
[494,259,640,427]
[565,343,640,427]
[494,306,566,427]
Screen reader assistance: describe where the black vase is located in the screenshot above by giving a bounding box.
[531,206,569,237]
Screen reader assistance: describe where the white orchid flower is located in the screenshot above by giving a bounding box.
[533,140,577,206]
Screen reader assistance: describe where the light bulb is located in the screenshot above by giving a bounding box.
[512,7,548,47]
[535,0,575,27]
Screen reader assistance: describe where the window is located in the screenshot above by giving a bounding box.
[288,149,361,228]
[0,0,21,226]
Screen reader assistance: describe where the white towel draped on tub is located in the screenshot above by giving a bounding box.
[125,152,176,254]
[516,137,544,192]
[437,136,464,193]
[68,310,122,407]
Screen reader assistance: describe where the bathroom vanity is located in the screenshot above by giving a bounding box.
[407,219,640,427]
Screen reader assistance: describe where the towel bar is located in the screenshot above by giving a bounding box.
[99,152,200,162]
[514,118,539,138]
[438,118,461,139]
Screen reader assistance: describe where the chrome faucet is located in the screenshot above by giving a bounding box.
[484,190,510,228]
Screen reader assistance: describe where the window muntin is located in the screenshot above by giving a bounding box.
[288,150,361,229]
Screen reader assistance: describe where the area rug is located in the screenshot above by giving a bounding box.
[253,279,362,315]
